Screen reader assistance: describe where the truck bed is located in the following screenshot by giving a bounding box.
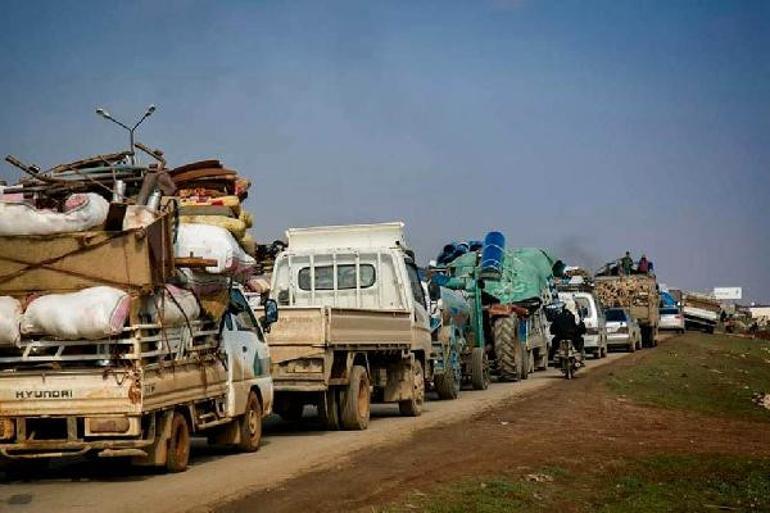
[268,306,414,392]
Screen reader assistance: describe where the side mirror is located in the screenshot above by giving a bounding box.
[428,281,441,302]
[580,307,589,318]
[260,299,279,333]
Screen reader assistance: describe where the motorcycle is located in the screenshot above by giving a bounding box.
[556,338,583,380]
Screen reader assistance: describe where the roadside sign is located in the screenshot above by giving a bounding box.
[713,287,742,300]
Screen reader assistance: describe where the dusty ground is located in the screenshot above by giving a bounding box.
[0,349,626,513]
[219,337,770,513]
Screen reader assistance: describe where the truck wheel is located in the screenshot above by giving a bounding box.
[318,388,341,430]
[399,360,425,416]
[341,365,370,430]
[166,412,191,473]
[237,391,262,452]
[641,326,653,348]
[434,368,460,400]
[494,316,522,382]
[520,349,530,380]
[470,347,489,390]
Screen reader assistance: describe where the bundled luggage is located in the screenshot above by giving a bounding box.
[0,152,262,348]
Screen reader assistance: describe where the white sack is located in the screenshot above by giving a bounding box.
[0,193,109,236]
[145,285,201,326]
[21,286,130,340]
[0,296,22,346]
[123,205,158,230]
[175,223,255,275]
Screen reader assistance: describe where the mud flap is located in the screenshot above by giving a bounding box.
[132,411,173,467]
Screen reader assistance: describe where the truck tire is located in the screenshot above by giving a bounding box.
[470,346,489,390]
[318,389,341,430]
[434,369,460,400]
[237,391,262,452]
[166,412,191,473]
[399,360,425,416]
[494,316,522,382]
[520,349,531,380]
[341,365,370,430]
[641,326,654,348]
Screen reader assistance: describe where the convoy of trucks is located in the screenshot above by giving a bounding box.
[0,119,686,474]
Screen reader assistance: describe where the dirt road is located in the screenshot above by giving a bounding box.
[220,334,770,513]
[0,353,627,513]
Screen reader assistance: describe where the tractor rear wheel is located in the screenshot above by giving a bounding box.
[494,316,522,382]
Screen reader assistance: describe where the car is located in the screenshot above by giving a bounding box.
[605,307,642,352]
[659,306,685,333]
[558,291,608,359]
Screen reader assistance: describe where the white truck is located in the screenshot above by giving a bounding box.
[682,292,721,334]
[268,222,432,430]
[0,287,275,473]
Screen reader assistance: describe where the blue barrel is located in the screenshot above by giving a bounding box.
[479,231,505,279]
[437,241,471,265]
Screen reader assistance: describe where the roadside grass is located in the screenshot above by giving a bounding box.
[380,455,770,513]
[606,333,770,421]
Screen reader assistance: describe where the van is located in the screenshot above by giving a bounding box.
[558,291,607,358]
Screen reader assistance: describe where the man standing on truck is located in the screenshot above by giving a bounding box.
[548,302,586,359]
[621,251,633,275]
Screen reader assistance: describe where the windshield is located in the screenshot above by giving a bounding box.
[574,297,592,317]
[605,309,627,322]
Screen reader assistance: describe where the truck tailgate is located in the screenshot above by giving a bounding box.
[268,307,412,349]
[0,369,141,416]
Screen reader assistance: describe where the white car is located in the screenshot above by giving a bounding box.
[659,306,685,333]
[558,291,608,359]
[605,308,642,352]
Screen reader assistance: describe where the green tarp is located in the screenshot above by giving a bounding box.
[448,247,559,304]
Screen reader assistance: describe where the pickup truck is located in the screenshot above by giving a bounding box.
[682,292,721,334]
[268,222,432,430]
[0,286,275,473]
[0,205,276,473]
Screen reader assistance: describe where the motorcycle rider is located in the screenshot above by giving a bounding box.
[548,298,586,360]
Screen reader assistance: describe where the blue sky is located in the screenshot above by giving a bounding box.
[1,0,768,300]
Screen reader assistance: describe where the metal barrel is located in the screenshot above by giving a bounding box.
[479,231,505,280]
